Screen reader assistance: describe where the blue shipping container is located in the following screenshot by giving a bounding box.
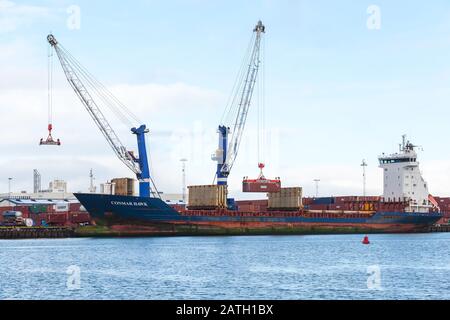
[311,197,335,205]
[227,198,237,211]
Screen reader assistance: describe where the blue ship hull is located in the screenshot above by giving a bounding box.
[74,193,442,235]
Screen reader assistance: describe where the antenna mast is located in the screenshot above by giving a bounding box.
[313,179,320,197]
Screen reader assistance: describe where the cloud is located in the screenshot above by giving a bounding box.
[0,80,223,194]
[0,33,226,195]
[0,0,51,33]
[111,82,221,115]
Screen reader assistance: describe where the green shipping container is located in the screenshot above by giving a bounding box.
[29,204,48,214]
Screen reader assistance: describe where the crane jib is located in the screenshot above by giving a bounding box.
[47,34,154,198]
[214,21,265,186]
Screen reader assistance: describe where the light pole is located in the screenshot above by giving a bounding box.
[313,179,320,197]
[361,159,367,197]
[8,177,12,199]
[180,158,188,204]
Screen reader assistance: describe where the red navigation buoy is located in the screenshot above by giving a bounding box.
[362,235,370,245]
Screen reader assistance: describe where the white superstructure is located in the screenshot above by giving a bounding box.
[49,179,67,193]
[378,135,431,212]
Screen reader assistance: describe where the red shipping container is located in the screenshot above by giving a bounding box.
[235,200,268,206]
[69,203,82,211]
[45,213,68,225]
[69,212,91,224]
[308,204,329,210]
[237,204,254,212]
[242,179,281,193]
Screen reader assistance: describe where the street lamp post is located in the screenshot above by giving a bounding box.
[8,177,12,199]
[313,179,320,198]
[180,158,188,204]
[361,159,367,197]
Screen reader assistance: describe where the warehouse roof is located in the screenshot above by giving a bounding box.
[0,198,78,206]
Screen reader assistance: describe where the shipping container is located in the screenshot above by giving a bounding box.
[69,203,82,211]
[308,204,329,210]
[44,213,68,225]
[328,204,345,210]
[188,185,227,209]
[311,197,335,205]
[242,179,281,193]
[235,200,268,206]
[29,204,48,214]
[227,198,236,210]
[112,178,135,196]
[268,187,302,210]
[69,212,91,224]
[54,202,69,212]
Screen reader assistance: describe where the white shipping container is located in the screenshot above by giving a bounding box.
[188,185,228,208]
[268,187,303,209]
[54,203,69,212]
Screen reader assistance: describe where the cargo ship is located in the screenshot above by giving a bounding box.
[74,137,442,236]
[41,27,440,236]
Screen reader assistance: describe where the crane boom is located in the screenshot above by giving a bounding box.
[47,34,153,197]
[213,21,265,185]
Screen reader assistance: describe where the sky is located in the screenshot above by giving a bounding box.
[2,0,450,198]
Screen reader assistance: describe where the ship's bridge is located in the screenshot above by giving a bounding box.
[378,139,418,165]
[378,155,417,164]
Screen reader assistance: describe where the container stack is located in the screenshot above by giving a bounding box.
[111,178,135,196]
[268,187,303,211]
[187,185,228,210]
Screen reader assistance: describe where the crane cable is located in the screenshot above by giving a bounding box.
[220,33,256,127]
[257,35,266,167]
[225,30,262,173]
[56,43,141,128]
[213,32,256,184]
[64,44,141,126]
[48,43,53,127]
[62,45,139,126]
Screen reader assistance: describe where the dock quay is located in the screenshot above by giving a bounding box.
[430,225,450,232]
[0,227,74,239]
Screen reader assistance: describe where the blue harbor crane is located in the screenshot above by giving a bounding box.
[212,21,265,186]
[47,34,155,198]
[212,21,280,193]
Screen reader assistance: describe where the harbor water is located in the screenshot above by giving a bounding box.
[1,233,450,300]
